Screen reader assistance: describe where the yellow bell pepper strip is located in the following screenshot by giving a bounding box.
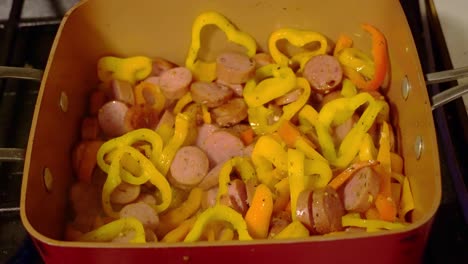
[184,205,253,242]
[337,47,375,80]
[158,113,190,175]
[79,217,146,243]
[273,221,309,239]
[243,64,296,108]
[218,227,235,241]
[134,81,166,113]
[268,28,328,71]
[390,152,404,174]
[359,133,378,161]
[273,177,290,213]
[333,34,353,56]
[374,121,397,222]
[344,24,388,91]
[328,160,380,190]
[303,158,333,190]
[399,176,415,220]
[251,135,288,188]
[340,78,358,98]
[173,92,193,115]
[217,157,257,203]
[333,99,386,168]
[97,128,163,173]
[201,104,212,124]
[185,11,257,82]
[161,215,198,243]
[244,184,274,239]
[97,56,152,84]
[342,213,406,231]
[101,146,172,217]
[247,77,311,135]
[288,148,305,221]
[157,187,203,238]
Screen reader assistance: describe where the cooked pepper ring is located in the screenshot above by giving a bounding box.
[185,11,257,82]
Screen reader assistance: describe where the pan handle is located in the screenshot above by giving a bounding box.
[0,66,43,82]
[426,67,468,110]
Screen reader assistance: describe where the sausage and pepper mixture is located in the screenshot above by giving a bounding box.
[66,11,414,243]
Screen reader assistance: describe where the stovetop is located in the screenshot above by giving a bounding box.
[0,1,466,263]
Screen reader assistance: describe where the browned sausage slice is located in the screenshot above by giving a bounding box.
[211,98,248,127]
[111,79,135,105]
[125,104,160,131]
[303,55,343,94]
[170,146,209,187]
[190,81,233,108]
[219,179,249,215]
[216,52,256,84]
[195,123,219,149]
[81,117,100,140]
[201,187,219,210]
[253,53,275,69]
[202,130,245,165]
[98,100,130,137]
[216,80,244,97]
[198,162,223,190]
[159,67,192,99]
[274,88,303,106]
[312,186,345,234]
[296,189,314,232]
[151,57,176,76]
[268,211,292,238]
[120,202,159,230]
[110,182,141,205]
[343,166,381,212]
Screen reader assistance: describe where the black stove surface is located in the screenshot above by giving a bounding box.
[0,1,466,263]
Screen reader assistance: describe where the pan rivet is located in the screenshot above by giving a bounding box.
[414,135,424,160]
[182,256,190,262]
[43,167,53,192]
[59,91,68,112]
[402,76,411,100]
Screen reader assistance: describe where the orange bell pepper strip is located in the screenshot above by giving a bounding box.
[333,34,353,56]
[346,24,388,91]
[244,184,274,239]
[328,159,380,190]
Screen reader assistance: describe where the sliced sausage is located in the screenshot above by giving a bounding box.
[81,117,100,140]
[296,189,314,232]
[125,104,160,131]
[136,193,157,206]
[253,53,275,69]
[268,211,292,238]
[151,57,176,76]
[89,89,108,116]
[111,79,135,105]
[312,186,345,234]
[170,146,209,187]
[202,130,245,165]
[98,100,130,137]
[274,88,303,106]
[320,91,342,109]
[216,52,256,84]
[211,98,248,127]
[343,167,381,213]
[216,79,244,97]
[201,187,219,210]
[159,67,192,99]
[144,76,161,87]
[198,162,223,190]
[120,202,159,230]
[303,55,343,94]
[333,114,359,145]
[190,81,234,108]
[110,182,141,205]
[195,123,219,149]
[219,179,248,215]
